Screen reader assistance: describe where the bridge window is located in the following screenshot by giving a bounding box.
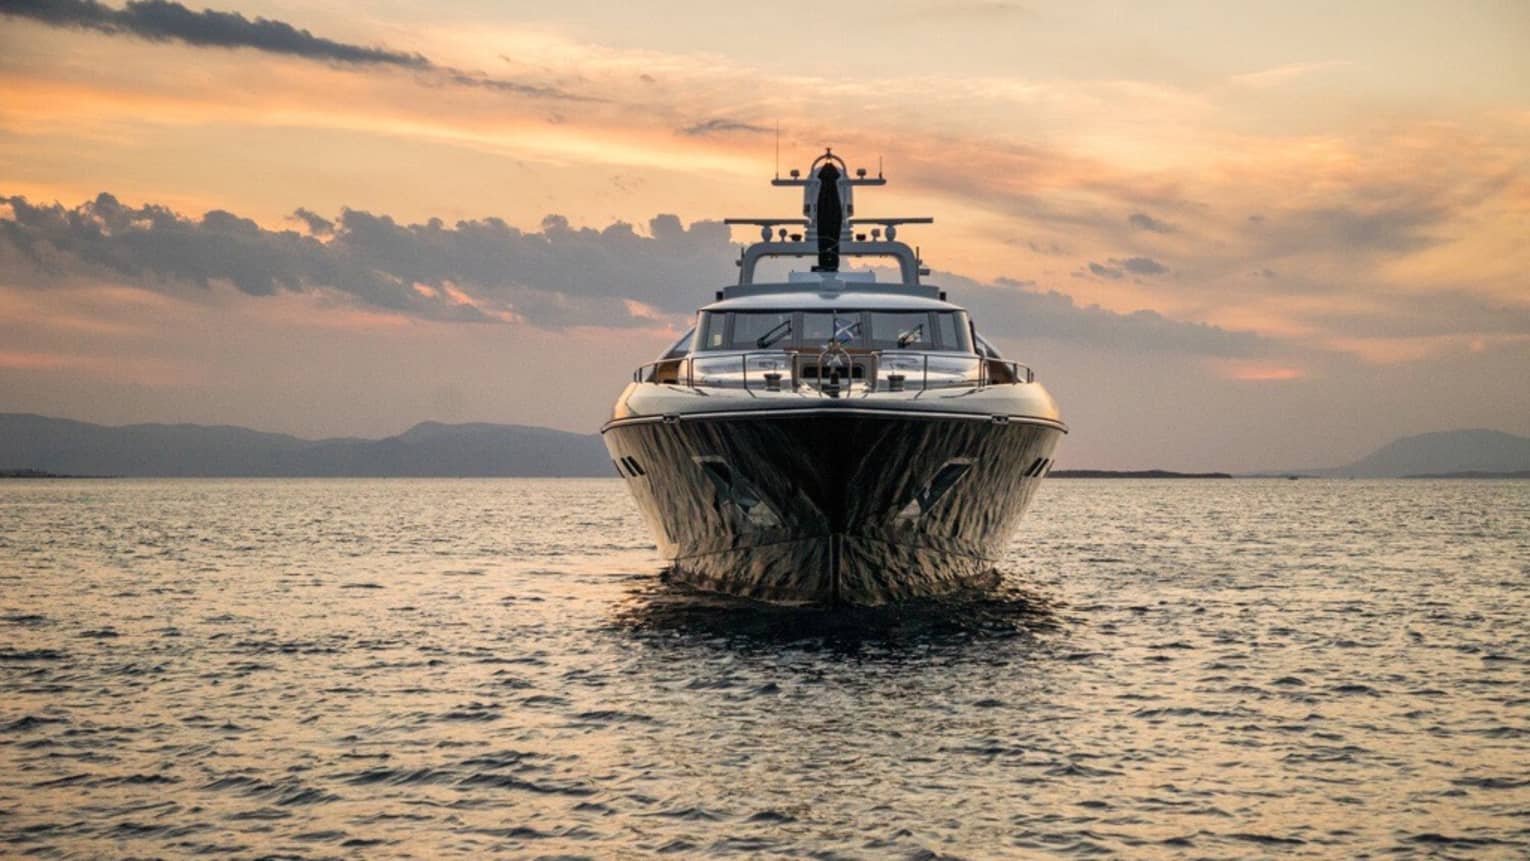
[727,312,794,349]
[937,312,972,352]
[698,312,726,349]
[800,312,864,347]
[867,311,929,349]
[695,310,971,351]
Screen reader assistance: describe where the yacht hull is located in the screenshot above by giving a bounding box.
[603,409,1062,605]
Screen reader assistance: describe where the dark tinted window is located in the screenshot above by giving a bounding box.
[698,312,726,350]
[801,313,863,347]
[867,312,930,349]
[695,310,969,351]
[727,312,794,349]
[936,312,972,352]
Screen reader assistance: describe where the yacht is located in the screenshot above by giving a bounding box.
[603,151,1065,605]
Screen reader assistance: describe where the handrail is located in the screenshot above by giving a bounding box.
[986,359,1035,384]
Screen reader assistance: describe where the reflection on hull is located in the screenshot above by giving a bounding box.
[603,411,1062,605]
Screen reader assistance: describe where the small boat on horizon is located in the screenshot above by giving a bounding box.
[602,151,1066,605]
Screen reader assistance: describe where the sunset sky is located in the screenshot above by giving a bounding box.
[1,0,1527,470]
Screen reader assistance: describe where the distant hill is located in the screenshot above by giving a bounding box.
[0,414,612,477]
[8,414,1526,480]
[1049,469,1232,479]
[1312,429,1530,478]
[1403,470,1530,480]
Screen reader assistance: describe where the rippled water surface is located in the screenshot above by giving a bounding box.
[2,478,1527,858]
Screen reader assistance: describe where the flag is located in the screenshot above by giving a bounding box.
[832,317,860,343]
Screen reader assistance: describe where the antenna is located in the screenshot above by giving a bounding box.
[877,154,883,179]
[774,121,780,180]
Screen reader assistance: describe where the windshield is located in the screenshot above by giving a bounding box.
[727,312,793,350]
[867,311,934,349]
[696,310,972,353]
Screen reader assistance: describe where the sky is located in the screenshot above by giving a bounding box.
[1,0,1527,471]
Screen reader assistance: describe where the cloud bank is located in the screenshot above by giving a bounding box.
[1,193,732,326]
[2,0,427,66]
[1,192,1268,354]
[0,0,579,98]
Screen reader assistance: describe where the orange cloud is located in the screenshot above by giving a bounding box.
[0,349,200,385]
[1211,359,1307,381]
[3,13,1527,372]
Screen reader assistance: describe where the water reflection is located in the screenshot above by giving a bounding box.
[3,478,1527,859]
[612,568,1066,654]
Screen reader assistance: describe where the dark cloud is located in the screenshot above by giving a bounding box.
[441,70,584,100]
[291,208,333,237]
[1127,212,1176,233]
[2,191,1276,354]
[1115,256,1168,276]
[0,0,581,99]
[1086,257,1167,278]
[1,0,429,66]
[679,118,772,137]
[0,192,731,327]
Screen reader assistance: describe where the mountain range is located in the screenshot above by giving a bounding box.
[0,414,612,477]
[1292,428,1530,478]
[2,414,1527,478]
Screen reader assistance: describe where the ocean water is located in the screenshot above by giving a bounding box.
[1,478,1527,859]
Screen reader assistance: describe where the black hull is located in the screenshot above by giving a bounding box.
[604,410,1062,605]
